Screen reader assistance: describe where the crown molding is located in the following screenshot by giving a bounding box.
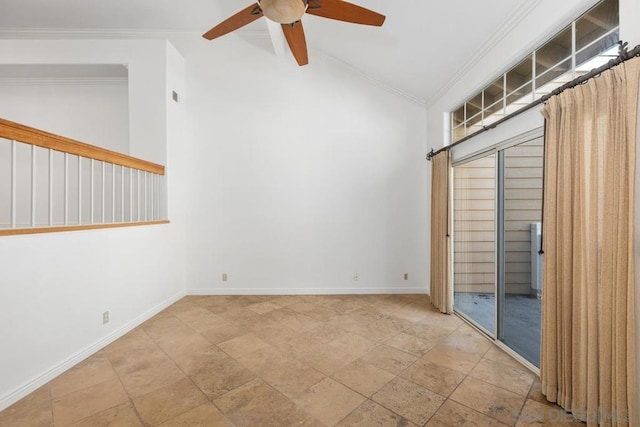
[425,0,543,108]
[0,77,127,86]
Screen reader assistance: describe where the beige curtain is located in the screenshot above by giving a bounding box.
[430,150,452,314]
[540,56,640,426]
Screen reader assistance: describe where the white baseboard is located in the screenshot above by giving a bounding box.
[0,289,186,413]
[188,287,427,296]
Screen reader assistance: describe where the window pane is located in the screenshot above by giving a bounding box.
[453,125,466,142]
[506,56,532,95]
[575,0,618,52]
[465,94,482,121]
[454,154,496,334]
[483,77,504,117]
[536,26,572,76]
[502,139,544,367]
[536,58,572,93]
[452,106,465,128]
[576,29,619,69]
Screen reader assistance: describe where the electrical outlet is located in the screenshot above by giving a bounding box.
[404,273,409,280]
[353,273,359,281]
[103,311,109,324]
[222,273,228,282]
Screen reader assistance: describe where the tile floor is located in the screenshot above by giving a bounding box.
[0,294,584,426]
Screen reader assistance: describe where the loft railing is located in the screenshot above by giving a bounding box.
[0,118,168,236]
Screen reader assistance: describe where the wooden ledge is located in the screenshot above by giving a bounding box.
[0,118,165,175]
[0,220,170,237]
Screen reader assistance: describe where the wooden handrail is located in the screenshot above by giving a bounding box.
[0,220,170,237]
[0,118,165,175]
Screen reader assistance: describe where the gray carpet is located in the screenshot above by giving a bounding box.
[454,293,541,367]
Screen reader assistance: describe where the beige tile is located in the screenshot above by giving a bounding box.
[158,404,233,426]
[332,360,395,397]
[372,315,415,332]
[293,377,366,426]
[372,377,445,426]
[337,400,417,426]
[329,332,377,357]
[304,295,344,307]
[298,323,347,345]
[260,295,305,307]
[527,379,547,403]
[275,331,327,358]
[359,344,417,374]
[71,402,142,426]
[155,331,212,360]
[143,315,194,342]
[50,352,119,398]
[426,399,509,427]
[384,332,437,356]
[338,321,399,343]
[133,377,207,425]
[190,357,257,399]
[296,342,359,375]
[401,359,466,397]
[404,323,456,342]
[218,333,270,359]
[469,358,536,396]
[246,301,282,314]
[329,299,364,315]
[107,341,170,377]
[214,379,303,426]
[440,333,493,356]
[450,377,526,425]
[52,378,129,425]
[346,307,387,324]
[103,327,156,356]
[516,399,584,426]
[200,321,246,344]
[483,346,528,368]
[233,295,266,307]
[288,301,323,314]
[238,347,325,398]
[0,386,52,427]
[117,356,186,398]
[389,303,430,322]
[422,344,482,374]
[172,345,229,376]
[418,312,463,330]
[263,309,322,332]
[251,322,299,347]
[248,401,324,427]
[181,311,226,333]
[236,345,288,373]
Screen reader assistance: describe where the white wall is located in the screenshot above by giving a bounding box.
[0,39,187,411]
[184,38,429,294]
[0,81,129,153]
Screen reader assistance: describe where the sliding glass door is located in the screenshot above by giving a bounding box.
[453,138,543,368]
[453,154,496,334]
[499,140,543,367]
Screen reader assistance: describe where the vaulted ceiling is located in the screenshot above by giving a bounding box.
[0,0,534,105]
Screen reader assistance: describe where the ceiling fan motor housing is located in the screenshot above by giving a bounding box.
[259,0,307,24]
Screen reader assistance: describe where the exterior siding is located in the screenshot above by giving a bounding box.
[453,139,543,295]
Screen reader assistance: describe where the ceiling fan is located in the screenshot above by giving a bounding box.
[202,0,385,66]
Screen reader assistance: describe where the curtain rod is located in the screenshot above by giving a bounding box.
[426,41,640,161]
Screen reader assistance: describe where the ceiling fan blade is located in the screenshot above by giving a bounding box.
[281,22,309,66]
[306,0,385,26]
[202,3,263,40]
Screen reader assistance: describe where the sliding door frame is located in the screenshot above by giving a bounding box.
[451,127,544,375]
